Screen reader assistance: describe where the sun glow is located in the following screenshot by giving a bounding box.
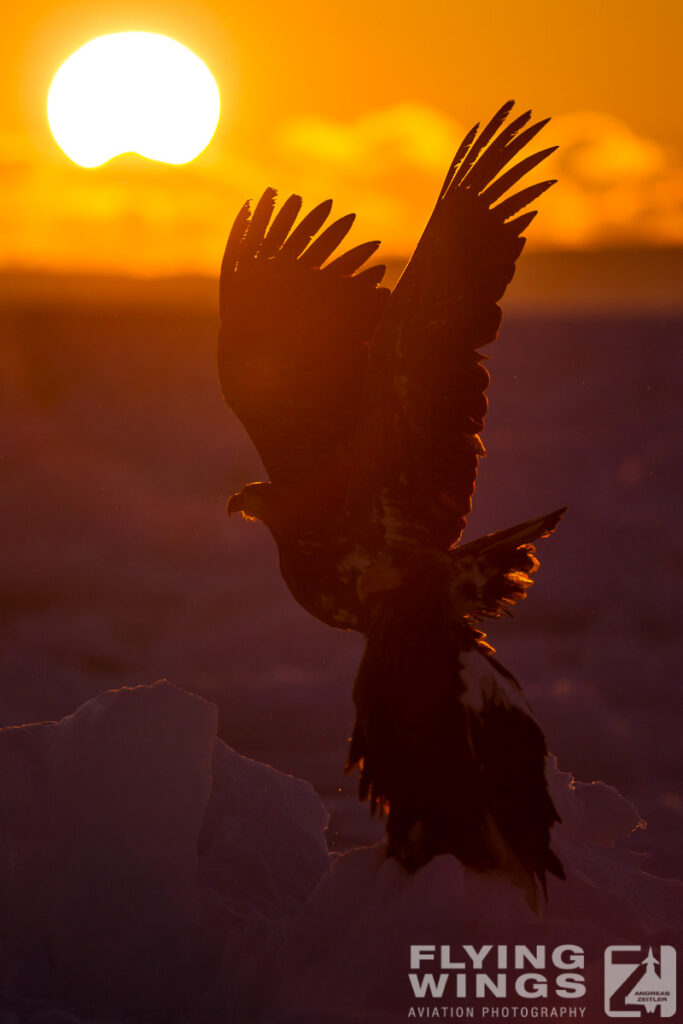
[47,32,220,168]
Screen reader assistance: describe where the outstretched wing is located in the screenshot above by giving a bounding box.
[351,101,556,550]
[219,188,389,508]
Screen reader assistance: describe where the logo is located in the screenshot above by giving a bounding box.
[604,945,676,1017]
[407,944,587,1007]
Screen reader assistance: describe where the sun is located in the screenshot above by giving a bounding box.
[47,32,221,168]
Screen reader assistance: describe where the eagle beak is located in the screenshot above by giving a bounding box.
[227,492,245,517]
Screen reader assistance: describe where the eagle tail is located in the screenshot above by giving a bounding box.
[346,576,564,911]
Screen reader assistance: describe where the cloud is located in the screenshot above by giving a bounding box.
[0,104,681,275]
[274,104,683,251]
[276,102,463,176]
[541,112,683,247]
[269,103,467,255]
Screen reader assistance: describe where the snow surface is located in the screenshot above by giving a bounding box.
[1,682,681,1023]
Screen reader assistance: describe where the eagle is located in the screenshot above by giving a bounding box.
[218,101,566,908]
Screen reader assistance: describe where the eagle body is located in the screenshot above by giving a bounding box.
[219,102,566,908]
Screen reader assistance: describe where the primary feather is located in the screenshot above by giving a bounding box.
[219,102,565,908]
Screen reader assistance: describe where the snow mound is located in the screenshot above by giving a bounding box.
[0,683,680,1023]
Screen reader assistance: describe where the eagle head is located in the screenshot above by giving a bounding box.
[227,482,276,523]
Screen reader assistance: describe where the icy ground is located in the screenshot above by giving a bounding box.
[1,682,682,1024]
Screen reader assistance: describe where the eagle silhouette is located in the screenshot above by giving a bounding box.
[219,101,566,908]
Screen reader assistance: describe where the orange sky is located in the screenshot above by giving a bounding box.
[2,0,682,274]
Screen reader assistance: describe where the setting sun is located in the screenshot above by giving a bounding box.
[47,32,220,168]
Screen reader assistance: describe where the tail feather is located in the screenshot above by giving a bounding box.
[347,580,564,909]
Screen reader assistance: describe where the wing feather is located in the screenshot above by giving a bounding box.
[354,264,387,287]
[493,179,557,220]
[451,99,515,186]
[279,199,333,258]
[323,240,382,275]
[240,188,277,260]
[464,117,550,193]
[349,103,556,550]
[481,147,558,204]
[220,202,251,288]
[438,122,479,199]
[219,191,389,503]
[298,213,356,268]
[504,209,538,234]
[259,194,303,258]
